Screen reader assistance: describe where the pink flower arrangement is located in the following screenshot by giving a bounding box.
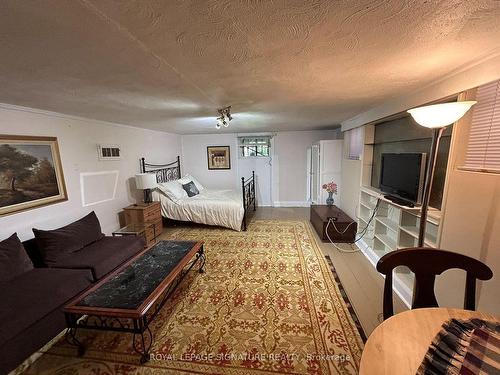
[322,181,338,194]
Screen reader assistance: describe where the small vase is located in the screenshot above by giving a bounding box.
[326,191,334,206]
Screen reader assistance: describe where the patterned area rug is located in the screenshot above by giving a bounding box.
[22,220,364,374]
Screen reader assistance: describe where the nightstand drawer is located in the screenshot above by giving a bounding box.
[145,226,156,245]
[123,202,161,224]
[144,207,161,221]
[151,218,163,234]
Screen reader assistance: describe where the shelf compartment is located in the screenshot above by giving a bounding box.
[400,226,437,248]
[373,237,390,259]
[399,230,417,248]
[375,216,399,231]
[374,233,397,250]
[358,218,375,240]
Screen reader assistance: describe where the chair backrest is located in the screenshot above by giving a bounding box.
[376,247,493,320]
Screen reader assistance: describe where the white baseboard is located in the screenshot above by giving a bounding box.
[273,201,310,207]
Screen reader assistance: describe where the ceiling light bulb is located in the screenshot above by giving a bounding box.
[407,101,477,128]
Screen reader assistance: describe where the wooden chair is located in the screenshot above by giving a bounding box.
[376,247,493,320]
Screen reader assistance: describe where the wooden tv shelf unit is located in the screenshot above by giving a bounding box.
[357,186,442,307]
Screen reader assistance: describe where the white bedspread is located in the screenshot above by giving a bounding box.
[153,189,244,231]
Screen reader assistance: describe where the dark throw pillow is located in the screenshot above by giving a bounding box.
[33,211,104,266]
[182,181,199,197]
[0,233,34,283]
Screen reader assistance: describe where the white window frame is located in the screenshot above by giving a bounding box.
[237,136,271,158]
[460,79,500,174]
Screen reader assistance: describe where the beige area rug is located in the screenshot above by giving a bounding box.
[22,220,364,374]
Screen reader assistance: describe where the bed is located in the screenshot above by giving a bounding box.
[140,156,256,231]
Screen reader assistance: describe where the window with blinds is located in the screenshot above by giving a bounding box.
[238,136,271,157]
[346,127,363,160]
[462,79,500,173]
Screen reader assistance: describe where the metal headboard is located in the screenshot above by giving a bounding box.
[140,156,181,183]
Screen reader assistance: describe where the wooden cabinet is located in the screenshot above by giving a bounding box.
[123,202,162,246]
[310,205,357,243]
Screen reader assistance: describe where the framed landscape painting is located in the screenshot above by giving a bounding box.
[207,146,231,170]
[0,135,67,216]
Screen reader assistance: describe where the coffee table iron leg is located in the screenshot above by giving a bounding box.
[65,327,86,356]
[198,246,206,273]
[64,313,86,356]
[133,325,153,364]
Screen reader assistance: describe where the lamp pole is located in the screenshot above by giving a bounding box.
[418,127,445,247]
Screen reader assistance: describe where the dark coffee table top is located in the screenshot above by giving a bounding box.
[64,240,203,318]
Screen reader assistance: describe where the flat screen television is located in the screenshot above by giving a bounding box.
[379,153,427,205]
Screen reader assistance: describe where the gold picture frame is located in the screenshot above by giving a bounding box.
[207,146,231,170]
[0,135,68,216]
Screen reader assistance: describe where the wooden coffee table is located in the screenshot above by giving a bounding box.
[63,240,205,363]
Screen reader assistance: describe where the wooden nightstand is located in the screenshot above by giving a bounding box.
[123,202,163,246]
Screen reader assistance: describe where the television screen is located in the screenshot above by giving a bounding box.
[380,153,426,204]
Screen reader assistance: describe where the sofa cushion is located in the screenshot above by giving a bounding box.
[33,211,104,266]
[0,302,66,375]
[0,268,93,347]
[50,236,145,280]
[0,233,33,283]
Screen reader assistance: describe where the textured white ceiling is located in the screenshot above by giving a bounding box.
[1,1,500,134]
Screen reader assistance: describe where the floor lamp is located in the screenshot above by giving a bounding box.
[407,101,476,247]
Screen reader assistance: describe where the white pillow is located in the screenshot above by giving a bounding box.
[178,174,204,191]
[156,181,187,202]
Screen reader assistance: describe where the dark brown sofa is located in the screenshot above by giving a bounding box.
[0,212,145,374]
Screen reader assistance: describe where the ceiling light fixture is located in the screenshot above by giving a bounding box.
[216,106,233,129]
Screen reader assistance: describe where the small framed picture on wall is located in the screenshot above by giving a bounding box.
[207,146,231,170]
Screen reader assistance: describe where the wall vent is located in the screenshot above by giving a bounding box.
[98,144,121,161]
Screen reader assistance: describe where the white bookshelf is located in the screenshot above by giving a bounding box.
[357,186,442,307]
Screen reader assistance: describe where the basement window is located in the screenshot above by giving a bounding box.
[461,79,500,174]
[238,136,271,157]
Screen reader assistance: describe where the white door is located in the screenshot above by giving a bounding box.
[311,144,320,204]
[306,147,312,201]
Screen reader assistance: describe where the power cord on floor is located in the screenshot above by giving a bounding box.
[325,198,381,253]
[325,219,360,253]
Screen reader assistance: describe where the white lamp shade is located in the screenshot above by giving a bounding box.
[407,101,477,128]
[135,173,157,189]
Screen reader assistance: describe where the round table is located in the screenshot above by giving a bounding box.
[359,307,499,375]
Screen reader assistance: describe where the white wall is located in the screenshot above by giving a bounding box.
[273,130,341,206]
[181,134,239,190]
[339,156,362,220]
[181,130,342,207]
[435,102,500,315]
[0,105,181,240]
